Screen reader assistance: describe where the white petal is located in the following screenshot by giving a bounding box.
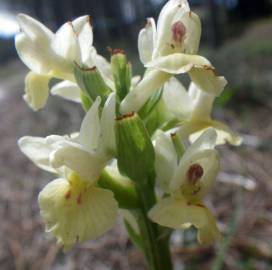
[15,33,52,74]
[190,91,215,120]
[100,93,116,155]
[154,131,178,192]
[171,149,220,196]
[95,54,115,90]
[84,47,114,89]
[38,178,118,249]
[148,196,207,229]
[189,120,243,146]
[16,14,55,74]
[51,22,81,64]
[51,80,81,103]
[146,53,211,74]
[138,18,157,64]
[148,197,221,244]
[188,82,200,100]
[18,135,65,173]
[72,16,93,63]
[132,75,141,87]
[163,77,193,119]
[23,72,50,111]
[50,144,106,182]
[170,129,219,192]
[189,67,227,96]
[72,15,90,32]
[16,14,53,44]
[182,11,201,54]
[154,0,189,57]
[120,69,171,113]
[79,97,101,151]
[182,128,217,158]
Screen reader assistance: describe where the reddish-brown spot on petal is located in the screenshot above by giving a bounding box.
[115,111,135,121]
[187,163,203,185]
[76,193,82,205]
[195,203,205,208]
[171,21,186,44]
[145,18,152,28]
[107,47,125,55]
[87,15,93,26]
[65,190,71,200]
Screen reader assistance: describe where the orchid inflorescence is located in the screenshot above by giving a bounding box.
[16,0,241,268]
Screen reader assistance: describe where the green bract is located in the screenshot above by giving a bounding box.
[115,112,155,183]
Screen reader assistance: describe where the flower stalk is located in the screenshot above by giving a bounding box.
[135,182,173,270]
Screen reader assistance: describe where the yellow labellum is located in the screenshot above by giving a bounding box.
[38,172,118,250]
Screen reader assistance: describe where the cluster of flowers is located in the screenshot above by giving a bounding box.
[16,0,241,250]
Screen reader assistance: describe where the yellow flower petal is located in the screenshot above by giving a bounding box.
[23,71,50,111]
[120,69,171,113]
[189,67,227,96]
[148,196,221,244]
[145,53,211,74]
[138,18,156,64]
[197,208,222,245]
[38,174,118,249]
[178,119,242,146]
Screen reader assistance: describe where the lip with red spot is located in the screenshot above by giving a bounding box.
[171,21,186,44]
[187,163,204,185]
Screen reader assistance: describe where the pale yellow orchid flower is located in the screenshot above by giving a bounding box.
[150,129,221,244]
[16,14,113,110]
[162,78,242,145]
[121,0,225,114]
[18,94,118,249]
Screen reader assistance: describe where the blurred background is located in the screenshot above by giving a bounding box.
[0,0,272,269]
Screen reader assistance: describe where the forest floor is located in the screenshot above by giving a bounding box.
[0,17,272,270]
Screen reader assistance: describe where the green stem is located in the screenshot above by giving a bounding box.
[135,182,173,270]
[98,170,139,209]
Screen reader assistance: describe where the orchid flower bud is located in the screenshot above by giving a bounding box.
[74,64,112,105]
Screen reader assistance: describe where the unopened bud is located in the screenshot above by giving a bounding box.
[111,50,132,114]
[74,63,111,105]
